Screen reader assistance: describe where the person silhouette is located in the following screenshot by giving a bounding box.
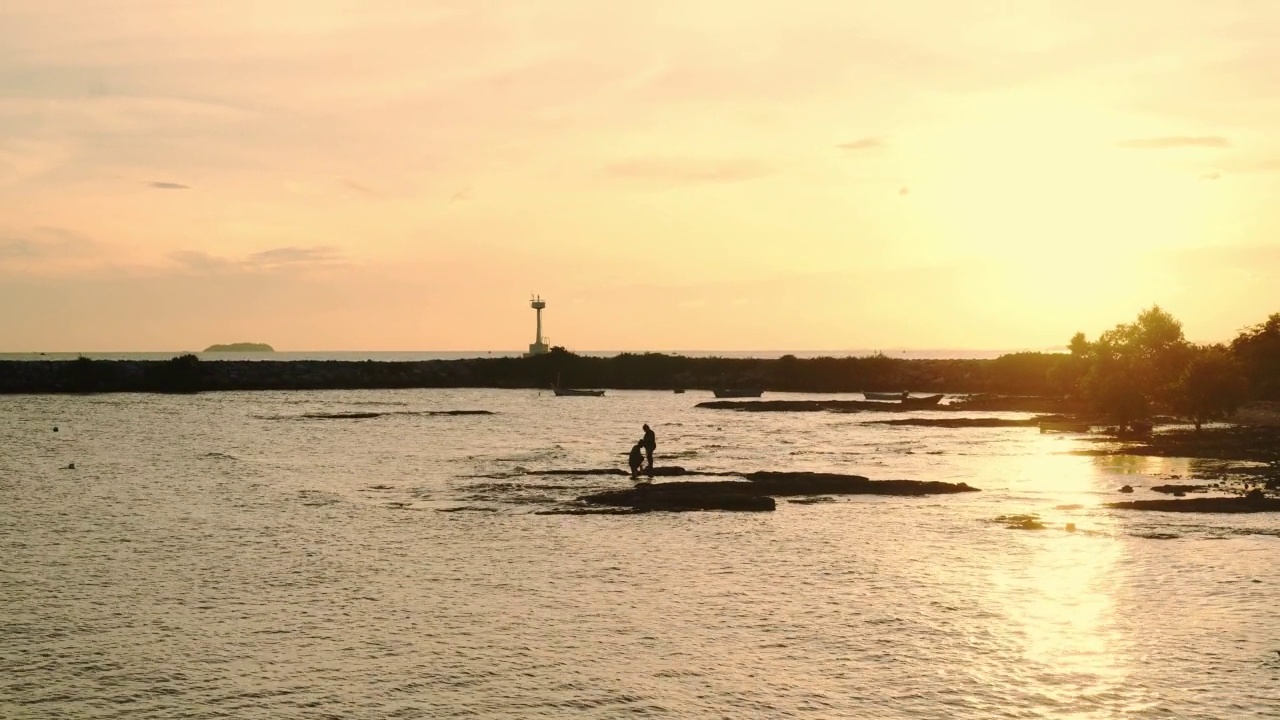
[628,442,645,480]
[641,424,656,472]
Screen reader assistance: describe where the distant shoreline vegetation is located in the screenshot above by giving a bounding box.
[203,343,275,352]
[0,309,1275,415]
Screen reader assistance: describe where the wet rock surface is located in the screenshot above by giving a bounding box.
[1108,426,1280,464]
[1107,494,1280,513]
[869,417,1039,428]
[556,468,979,513]
[696,399,922,413]
[1150,484,1212,495]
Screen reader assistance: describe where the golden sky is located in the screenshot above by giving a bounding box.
[2,0,1278,351]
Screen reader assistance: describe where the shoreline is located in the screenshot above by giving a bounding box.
[0,354,1078,396]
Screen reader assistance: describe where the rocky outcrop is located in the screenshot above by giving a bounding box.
[565,469,979,513]
[696,399,930,413]
[946,394,1078,413]
[579,484,778,512]
[1110,426,1280,464]
[1107,492,1280,513]
[1150,484,1211,495]
[869,417,1039,428]
[0,352,1082,396]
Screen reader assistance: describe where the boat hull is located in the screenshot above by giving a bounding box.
[553,388,605,397]
[863,391,907,401]
[899,394,944,408]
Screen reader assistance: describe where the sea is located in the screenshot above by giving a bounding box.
[0,348,1058,362]
[2,388,1277,719]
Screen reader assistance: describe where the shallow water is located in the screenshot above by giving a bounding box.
[2,389,1277,719]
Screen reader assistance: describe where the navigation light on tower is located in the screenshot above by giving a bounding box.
[526,295,550,356]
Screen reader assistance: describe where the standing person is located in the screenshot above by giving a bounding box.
[641,424,656,472]
[628,442,645,480]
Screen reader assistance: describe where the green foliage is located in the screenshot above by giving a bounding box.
[68,355,99,393]
[145,353,203,392]
[1230,312,1280,400]
[1071,305,1191,423]
[1175,345,1247,430]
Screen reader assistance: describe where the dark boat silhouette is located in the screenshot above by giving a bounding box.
[899,394,944,407]
[552,373,605,397]
[863,391,908,401]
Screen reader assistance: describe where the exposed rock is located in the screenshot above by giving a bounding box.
[1107,426,1280,464]
[869,417,1038,428]
[697,399,900,413]
[992,513,1046,530]
[529,466,701,477]
[570,471,979,513]
[741,471,977,496]
[1119,485,1134,493]
[947,395,1076,413]
[0,354,1079,395]
[580,483,777,512]
[1107,495,1280,513]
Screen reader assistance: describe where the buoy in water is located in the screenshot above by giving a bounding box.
[1065,523,1077,532]
[53,427,59,432]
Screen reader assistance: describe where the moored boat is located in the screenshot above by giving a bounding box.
[863,391,908,401]
[553,387,605,397]
[552,373,605,397]
[899,393,944,407]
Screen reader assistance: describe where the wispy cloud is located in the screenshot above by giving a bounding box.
[148,181,190,190]
[170,245,345,273]
[1200,172,1221,181]
[1116,136,1229,149]
[340,179,379,197]
[0,226,97,259]
[248,246,343,267]
[602,158,776,185]
[169,250,234,273]
[835,137,885,151]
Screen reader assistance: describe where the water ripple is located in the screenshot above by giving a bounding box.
[2,388,1278,718]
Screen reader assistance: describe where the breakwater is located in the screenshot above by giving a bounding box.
[0,350,1075,395]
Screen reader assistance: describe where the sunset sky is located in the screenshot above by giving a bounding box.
[2,0,1278,352]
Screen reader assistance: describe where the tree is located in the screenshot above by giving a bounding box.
[1080,356,1150,426]
[1070,305,1193,425]
[1230,312,1280,400]
[1174,345,1247,431]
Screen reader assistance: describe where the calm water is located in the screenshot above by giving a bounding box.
[2,389,1277,719]
[0,348,1043,361]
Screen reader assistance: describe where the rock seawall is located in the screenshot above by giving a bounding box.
[0,352,1083,398]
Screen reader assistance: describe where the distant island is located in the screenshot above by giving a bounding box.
[203,343,275,352]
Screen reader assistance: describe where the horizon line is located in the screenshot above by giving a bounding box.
[1,346,1071,355]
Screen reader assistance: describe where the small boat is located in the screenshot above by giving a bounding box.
[712,388,763,398]
[864,391,908,401]
[899,394,944,407]
[552,373,604,397]
[554,387,605,397]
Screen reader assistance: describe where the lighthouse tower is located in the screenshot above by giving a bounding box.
[526,295,550,356]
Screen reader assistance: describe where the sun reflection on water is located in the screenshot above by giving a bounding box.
[986,435,1141,715]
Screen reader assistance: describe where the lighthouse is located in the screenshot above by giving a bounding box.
[526,295,550,356]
